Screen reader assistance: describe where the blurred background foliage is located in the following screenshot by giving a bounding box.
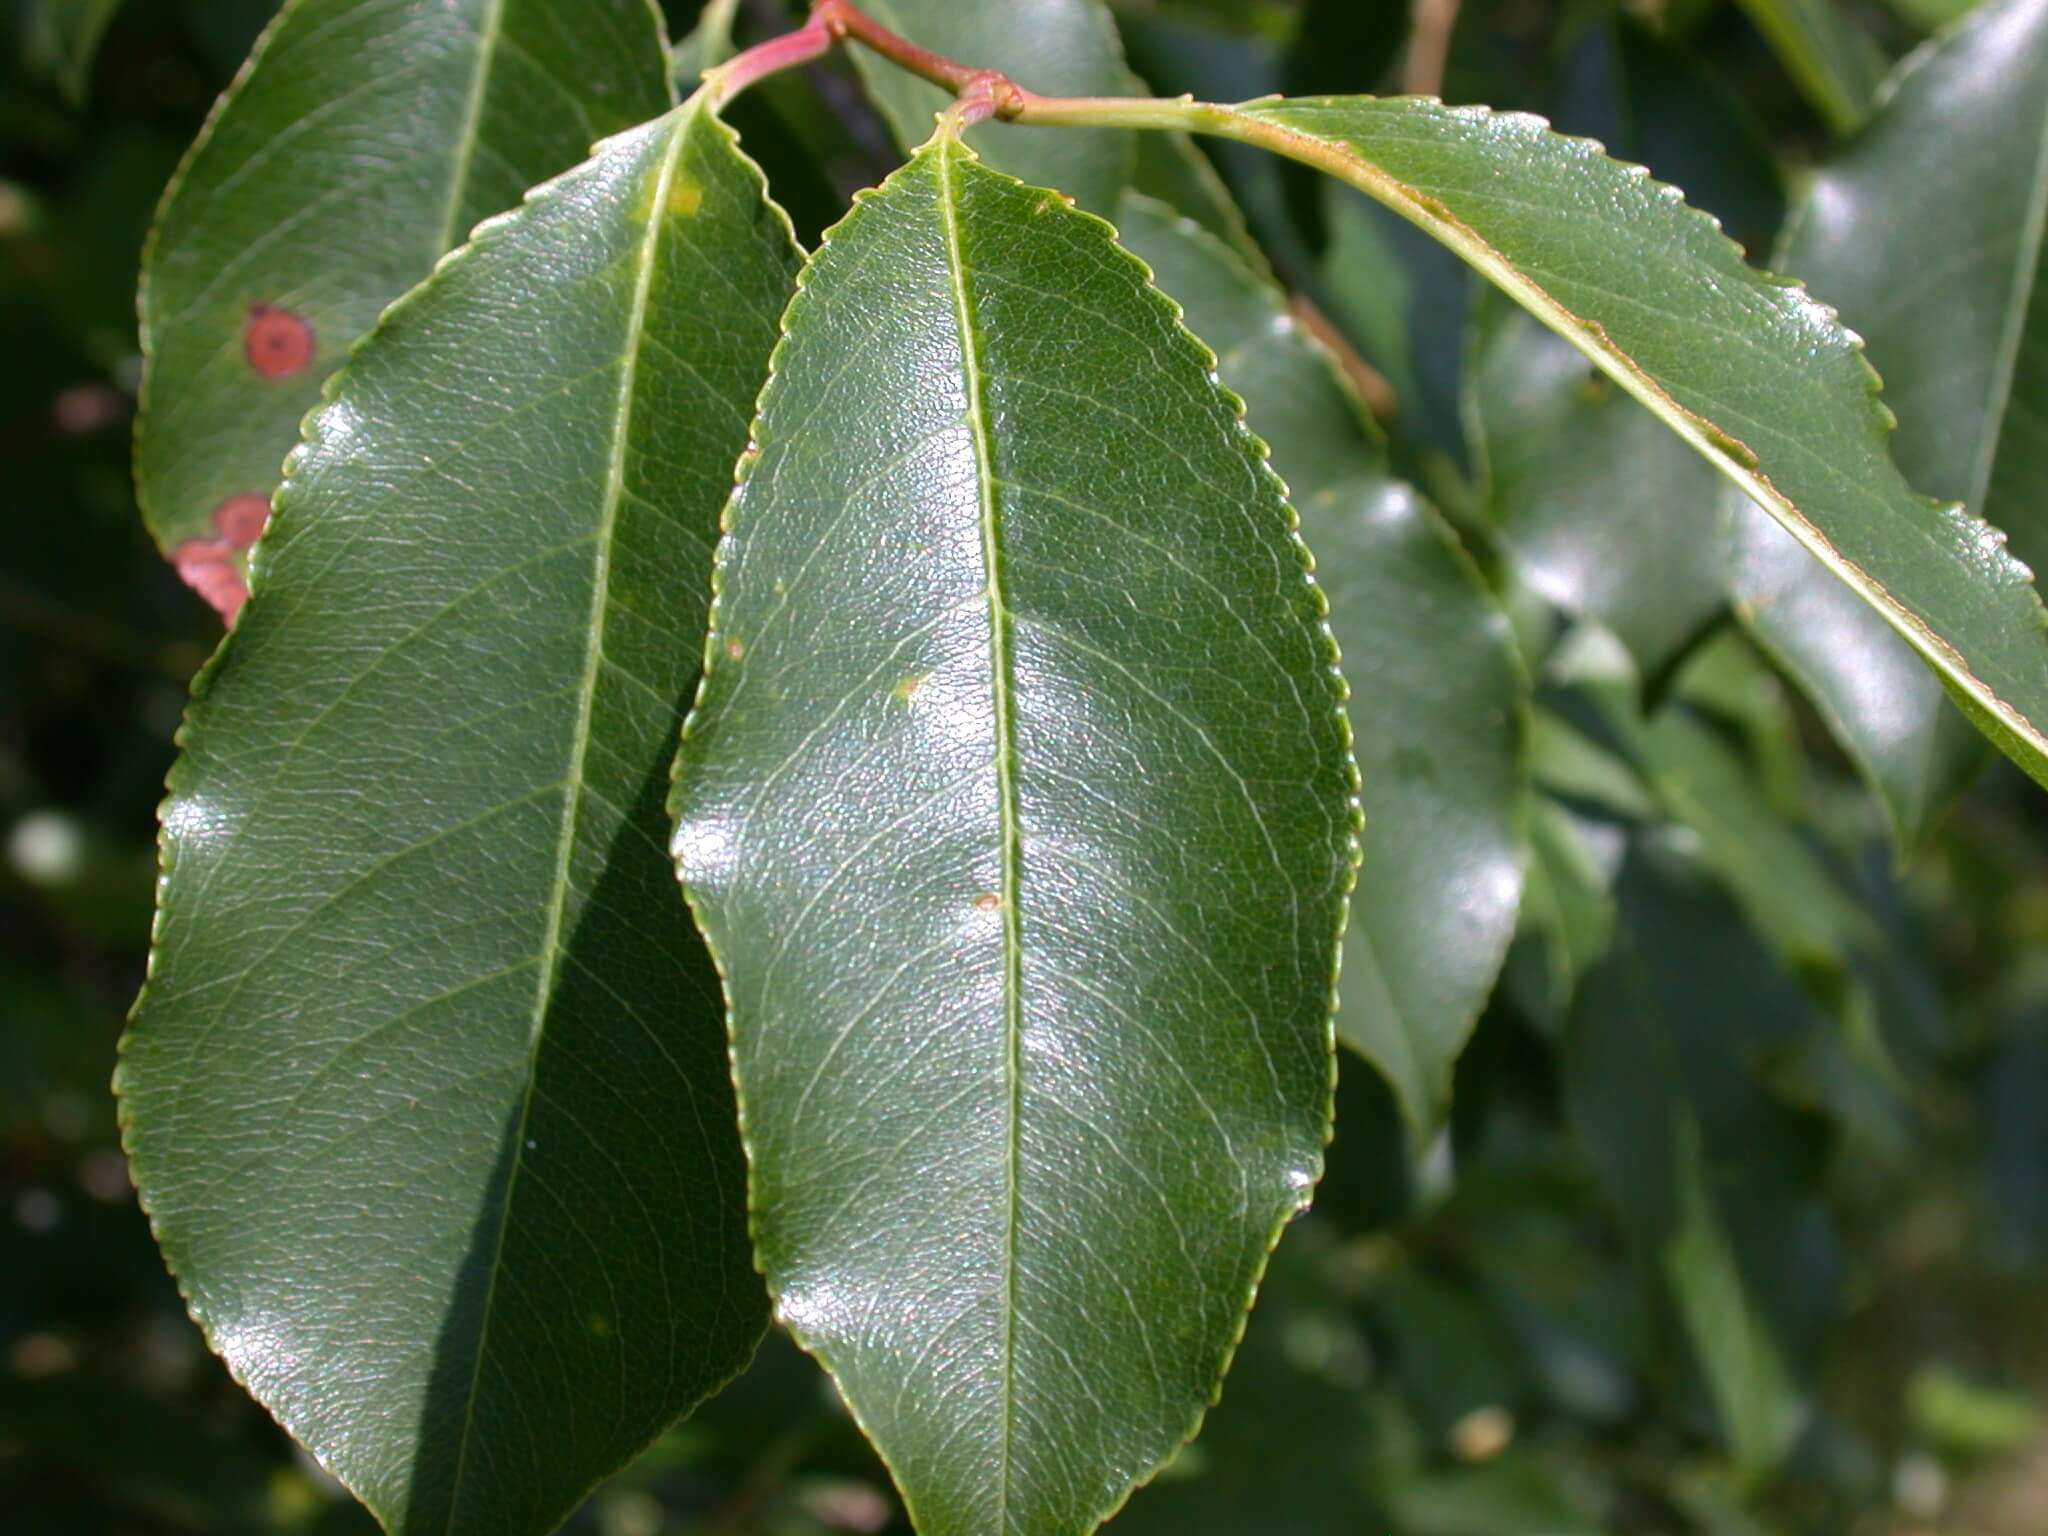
[5,0,2048,1531]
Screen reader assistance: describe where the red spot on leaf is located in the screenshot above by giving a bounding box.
[243,303,315,379]
[212,493,271,548]
[171,539,248,623]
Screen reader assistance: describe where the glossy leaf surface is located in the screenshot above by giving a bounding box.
[118,100,798,1534]
[1734,0,2048,848]
[1469,296,1727,683]
[135,0,674,611]
[1184,95,2048,788]
[1119,192,1525,1135]
[671,135,1354,1536]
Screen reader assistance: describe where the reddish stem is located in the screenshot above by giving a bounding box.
[704,12,835,108]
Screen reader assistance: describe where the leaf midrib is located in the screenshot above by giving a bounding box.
[1206,100,2048,767]
[437,103,691,1530]
[934,135,1025,1533]
[435,0,509,256]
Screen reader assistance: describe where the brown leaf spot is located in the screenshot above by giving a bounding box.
[171,539,248,623]
[212,493,271,548]
[243,303,315,380]
[973,892,1001,912]
[725,637,745,660]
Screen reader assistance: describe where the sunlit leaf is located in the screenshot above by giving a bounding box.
[1121,191,1526,1135]
[135,0,674,614]
[670,132,1354,1536]
[118,98,797,1534]
[1734,0,2048,848]
[1167,95,2048,790]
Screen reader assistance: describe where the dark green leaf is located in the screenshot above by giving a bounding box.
[1120,191,1526,1135]
[1501,796,1622,1033]
[1563,840,1838,1480]
[1735,0,2048,848]
[670,132,1354,1536]
[1469,296,1728,682]
[135,0,674,611]
[1172,96,2048,790]
[118,98,797,1534]
[1731,0,1889,134]
[21,0,125,103]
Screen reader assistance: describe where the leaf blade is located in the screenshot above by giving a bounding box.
[117,98,798,1535]
[672,134,1354,1536]
[1734,0,2048,847]
[135,0,675,610]
[1179,95,2048,790]
[1116,192,1527,1136]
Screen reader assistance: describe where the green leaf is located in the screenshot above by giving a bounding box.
[1165,95,2048,791]
[671,0,740,87]
[135,0,675,613]
[1730,0,1889,134]
[847,0,1135,215]
[1468,295,1728,683]
[1501,796,1622,1034]
[1117,191,1526,1135]
[117,98,798,1534]
[1735,0,2048,848]
[670,132,1354,1536]
[21,0,126,103]
[1562,840,1825,1481]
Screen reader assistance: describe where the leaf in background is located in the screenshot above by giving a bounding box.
[1179,97,2048,791]
[1547,623,1870,973]
[846,0,1133,215]
[1468,295,1729,684]
[21,0,126,103]
[1128,130,1268,271]
[1730,0,1888,134]
[670,0,739,87]
[118,99,798,1534]
[135,0,674,616]
[1120,192,1526,1136]
[670,133,1354,1536]
[1735,0,2048,849]
[1562,839,1837,1481]
[1500,797,1623,1034]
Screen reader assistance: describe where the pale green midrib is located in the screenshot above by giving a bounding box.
[1967,95,2048,519]
[934,138,1025,1533]
[435,0,508,256]
[437,109,687,1529]
[1192,102,2048,763]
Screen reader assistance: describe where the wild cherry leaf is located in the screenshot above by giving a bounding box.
[1167,95,2048,790]
[1468,295,1727,685]
[1563,839,1832,1480]
[117,98,798,1535]
[1733,0,2048,849]
[1110,194,1528,1134]
[136,0,673,617]
[670,132,1355,1536]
